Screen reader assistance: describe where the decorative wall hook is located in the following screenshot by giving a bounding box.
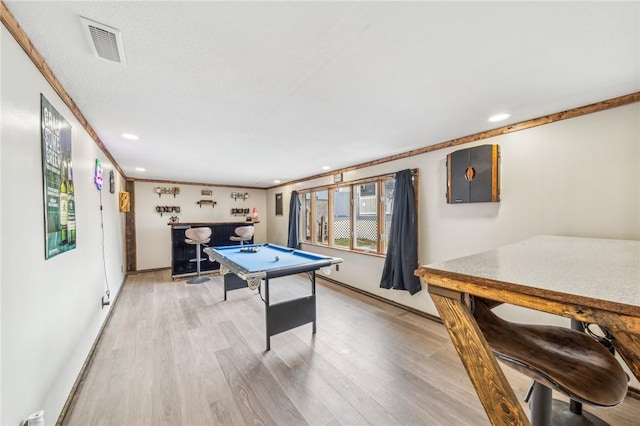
[231,192,249,201]
[155,187,180,198]
[155,205,180,217]
[231,208,250,216]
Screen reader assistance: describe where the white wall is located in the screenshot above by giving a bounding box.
[267,102,640,385]
[1,27,127,425]
[134,181,266,270]
[268,104,639,318]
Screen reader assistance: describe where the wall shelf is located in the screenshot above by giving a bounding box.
[197,200,217,208]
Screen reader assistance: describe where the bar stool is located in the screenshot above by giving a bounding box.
[185,227,211,284]
[472,298,628,426]
[229,225,254,245]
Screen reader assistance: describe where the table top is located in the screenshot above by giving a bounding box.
[417,235,640,317]
[204,243,342,280]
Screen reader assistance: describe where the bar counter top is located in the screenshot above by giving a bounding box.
[168,220,259,227]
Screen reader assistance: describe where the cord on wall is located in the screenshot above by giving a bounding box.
[99,190,111,308]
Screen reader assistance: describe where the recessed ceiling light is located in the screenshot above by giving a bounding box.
[274,180,281,184]
[488,113,510,123]
[135,167,145,172]
[322,166,331,170]
[122,133,139,140]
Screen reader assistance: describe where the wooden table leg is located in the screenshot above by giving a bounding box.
[430,289,530,426]
[609,330,640,383]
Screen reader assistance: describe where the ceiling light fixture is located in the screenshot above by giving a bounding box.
[135,167,146,172]
[274,180,281,184]
[488,113,511,122]
[122,133,139,140]
[322,166,331,170]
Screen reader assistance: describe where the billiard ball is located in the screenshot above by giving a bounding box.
[275,256,280,261]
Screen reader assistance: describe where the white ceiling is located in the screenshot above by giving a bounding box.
[5,1,639,188]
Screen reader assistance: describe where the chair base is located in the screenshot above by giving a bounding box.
[529,382,609,426]
[548,400,609,426]
[187,275,210,284]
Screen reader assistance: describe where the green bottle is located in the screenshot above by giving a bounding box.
[59,159,68,245]
[68,163,76,245]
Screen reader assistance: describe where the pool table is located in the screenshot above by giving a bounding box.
[203,243,343,350]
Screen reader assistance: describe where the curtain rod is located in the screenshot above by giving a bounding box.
[297,168,418,193]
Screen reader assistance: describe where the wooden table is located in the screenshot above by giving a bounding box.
[415,235,640,426]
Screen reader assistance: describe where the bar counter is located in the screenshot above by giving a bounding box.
[169,220,258,278]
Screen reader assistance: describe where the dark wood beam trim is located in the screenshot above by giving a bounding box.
[270,92,640,190]
[133,177,265,190]
[124,179,136,272]
[1,1,126,179]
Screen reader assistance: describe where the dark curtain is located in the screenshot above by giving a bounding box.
[287,190,301,249]
[380,169,421,295]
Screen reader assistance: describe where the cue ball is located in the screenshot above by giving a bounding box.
[275,256,280,261]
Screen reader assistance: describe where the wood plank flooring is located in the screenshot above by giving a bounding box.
[64,270,640,425]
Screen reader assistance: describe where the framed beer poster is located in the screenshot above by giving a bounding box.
[41,94,76,259]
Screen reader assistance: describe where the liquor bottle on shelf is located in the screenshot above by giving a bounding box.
[46,165,59,234]
[59,159,68,245]
[67,163,76,245]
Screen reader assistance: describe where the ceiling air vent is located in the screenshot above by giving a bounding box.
[80,16,127,65]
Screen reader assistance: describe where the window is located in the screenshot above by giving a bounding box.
[315,190,329,244]
[357,183,377,215]
[381,178,395,253]
[300,192,311,243]
[297,171,415,256]
[332,186,351,248]
[354,182,378,251]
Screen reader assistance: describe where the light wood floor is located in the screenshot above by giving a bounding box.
[64,270,640,425]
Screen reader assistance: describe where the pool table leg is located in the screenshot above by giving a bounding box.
[223,273,249,301]
[263,272,318,351]
[311,271,317,334]
[265,278,271,350]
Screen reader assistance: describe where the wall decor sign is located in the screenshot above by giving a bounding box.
[275,193,283,215]
[119,191,131,212]
[94,158,103,190]
[41,94,76,259]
